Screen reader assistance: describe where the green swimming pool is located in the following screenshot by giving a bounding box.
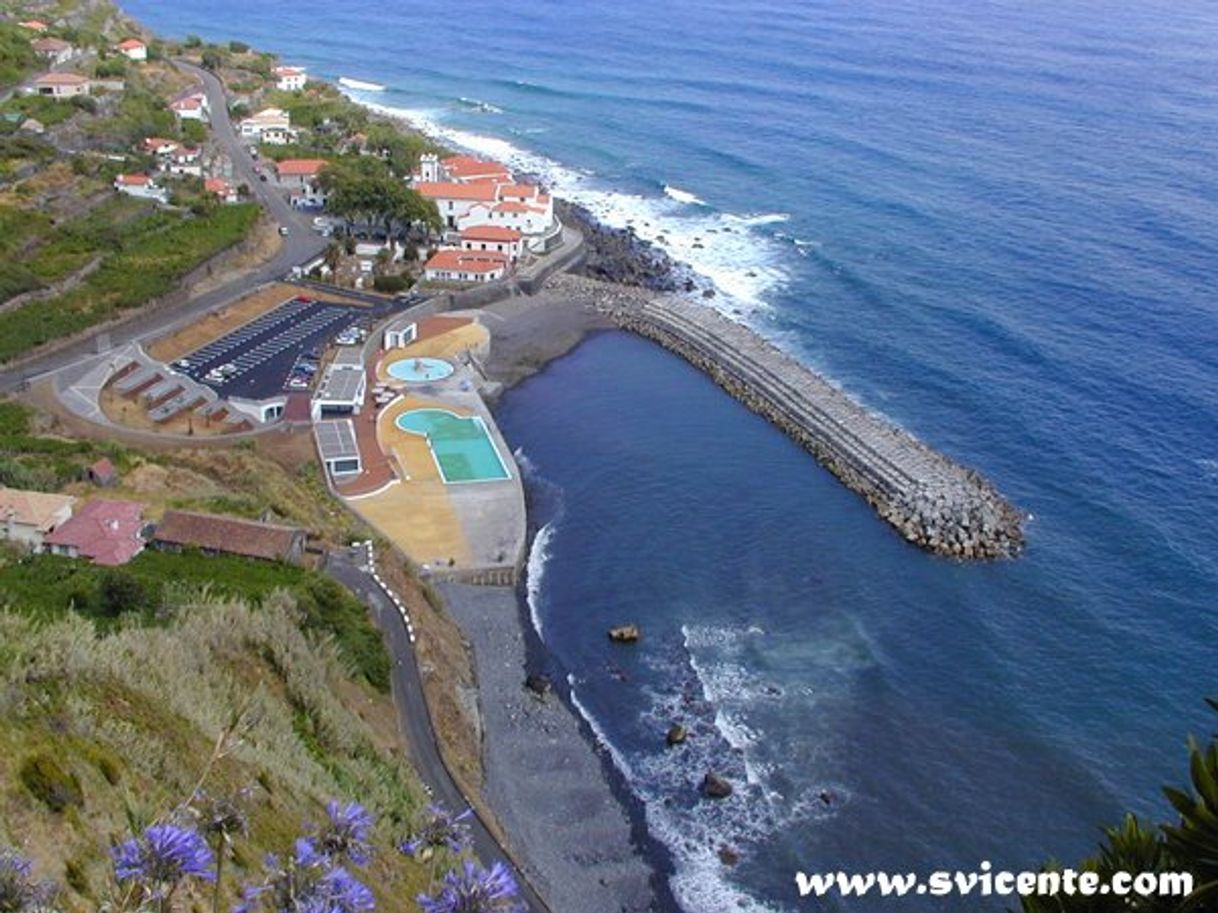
[395,408,511,483]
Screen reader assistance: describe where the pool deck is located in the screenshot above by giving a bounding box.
[337,316,525,577]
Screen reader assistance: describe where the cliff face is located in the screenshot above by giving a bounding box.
[0,592,432,911]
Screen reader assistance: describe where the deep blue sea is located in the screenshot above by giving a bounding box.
[124,0,1218,908]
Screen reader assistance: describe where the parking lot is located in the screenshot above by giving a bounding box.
[175,296,391,400]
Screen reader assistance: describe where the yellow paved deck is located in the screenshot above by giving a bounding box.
[341,394,476,567]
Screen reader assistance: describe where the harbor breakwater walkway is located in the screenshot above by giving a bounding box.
[599,293,1025,559]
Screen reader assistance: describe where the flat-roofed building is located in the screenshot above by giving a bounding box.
[315,419,362,479]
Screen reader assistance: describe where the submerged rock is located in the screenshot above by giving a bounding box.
[718,845,740,866]
[608,624,641,643]
[666,723,687,747]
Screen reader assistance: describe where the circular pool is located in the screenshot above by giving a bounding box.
[386,357,454,383]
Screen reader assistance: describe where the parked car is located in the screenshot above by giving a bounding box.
[174,359,191,369]
[278,226,289,236]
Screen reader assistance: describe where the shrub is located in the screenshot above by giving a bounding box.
[19,753,83,813]
[97,569,151,618]
[372,274,409,293]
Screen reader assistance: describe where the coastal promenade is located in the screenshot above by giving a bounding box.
[600,293,1025,559]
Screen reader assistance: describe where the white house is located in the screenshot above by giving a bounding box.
[165,146,202,177]
[142,136,180,157]
[0,488,75,550]
[259,125,298,146]
[416,153,511,185]
[169,90,209,122]
[31,37,75,66]
[414,167,556,247]
[32,72,89,98]
[205,177,240,204]
[239,107,291,139]
[422,249,508,284]
[273,65,306,92]
[116,38,147,61]
[114,173,168,203]
[459,225,524,263]
[276,158,328,205]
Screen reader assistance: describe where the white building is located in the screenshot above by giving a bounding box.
[416,153,511,185]
[422,249,508,284]
[169,91,209,122]
[276,159,328,206]
[273,65,306,92]
[459,225,524,263]
[0,488,75,550]
[32,72,89,98]
[315,419,362,479]
[414,168,556,249]
[205,177,240,204]
[31,37,75,66]
[238,107,291,139]
[165,146,202,177]
[311,355,367,422]
[114,173,168,203]
[116,38,147,61]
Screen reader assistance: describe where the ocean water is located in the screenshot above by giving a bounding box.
[124,0,1218,909]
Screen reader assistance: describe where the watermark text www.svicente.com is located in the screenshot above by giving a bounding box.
[795,863,1194,900]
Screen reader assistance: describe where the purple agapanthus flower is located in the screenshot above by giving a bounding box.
[417,861,524,913]
[112,824,215,895]
[397,805,472,860]
[237,841,375,913]
[313,801,374,867]
[0,848,54,912]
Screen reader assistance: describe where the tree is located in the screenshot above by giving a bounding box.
[228,40,249,54]
[1020,699,1218,913]
[183,34,203,48]
[181,119,207,144]
[317,157,440,249]
[96,569,151,618]
[200,48,223,71]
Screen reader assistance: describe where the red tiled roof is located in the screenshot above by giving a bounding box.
[492,201,530,214]
[204,177,233,194]
[170,96,203,110]
[19,20,49,31]
[117,38,145,50]
[276,158,328,177]
[496,183,539,199]
[273,66,303,76]
[32,37,71,52]
[116,173,151,186]
[413,180,501,203]
[44,499,143,566]
[442,154,510,180]
[460,225,522,242]
[34,72,88,86]
[153,510,304,562]
[142,137,178,151]
[424,249,508,274]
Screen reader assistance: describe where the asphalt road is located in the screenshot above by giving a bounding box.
[0,61,328,393]
[323,548,553,913]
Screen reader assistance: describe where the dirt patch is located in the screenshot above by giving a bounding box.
[186,218,283,298]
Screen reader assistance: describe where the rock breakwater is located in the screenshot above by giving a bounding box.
[596,292,1025,559]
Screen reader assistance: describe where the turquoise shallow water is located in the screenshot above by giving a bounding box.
[123,1,1218,908]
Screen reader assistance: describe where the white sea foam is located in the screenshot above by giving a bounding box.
[524,521,555,643]
[345,94,792,314]
[458,96,504,114]
[663,184,706,206]
[338,77,385,92]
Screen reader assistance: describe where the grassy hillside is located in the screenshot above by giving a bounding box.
[0,591,436,912]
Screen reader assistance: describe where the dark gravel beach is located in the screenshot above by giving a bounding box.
[438,582,670,913]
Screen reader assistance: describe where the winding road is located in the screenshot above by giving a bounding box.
[0,61,327,393]
[324,548,553,913]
